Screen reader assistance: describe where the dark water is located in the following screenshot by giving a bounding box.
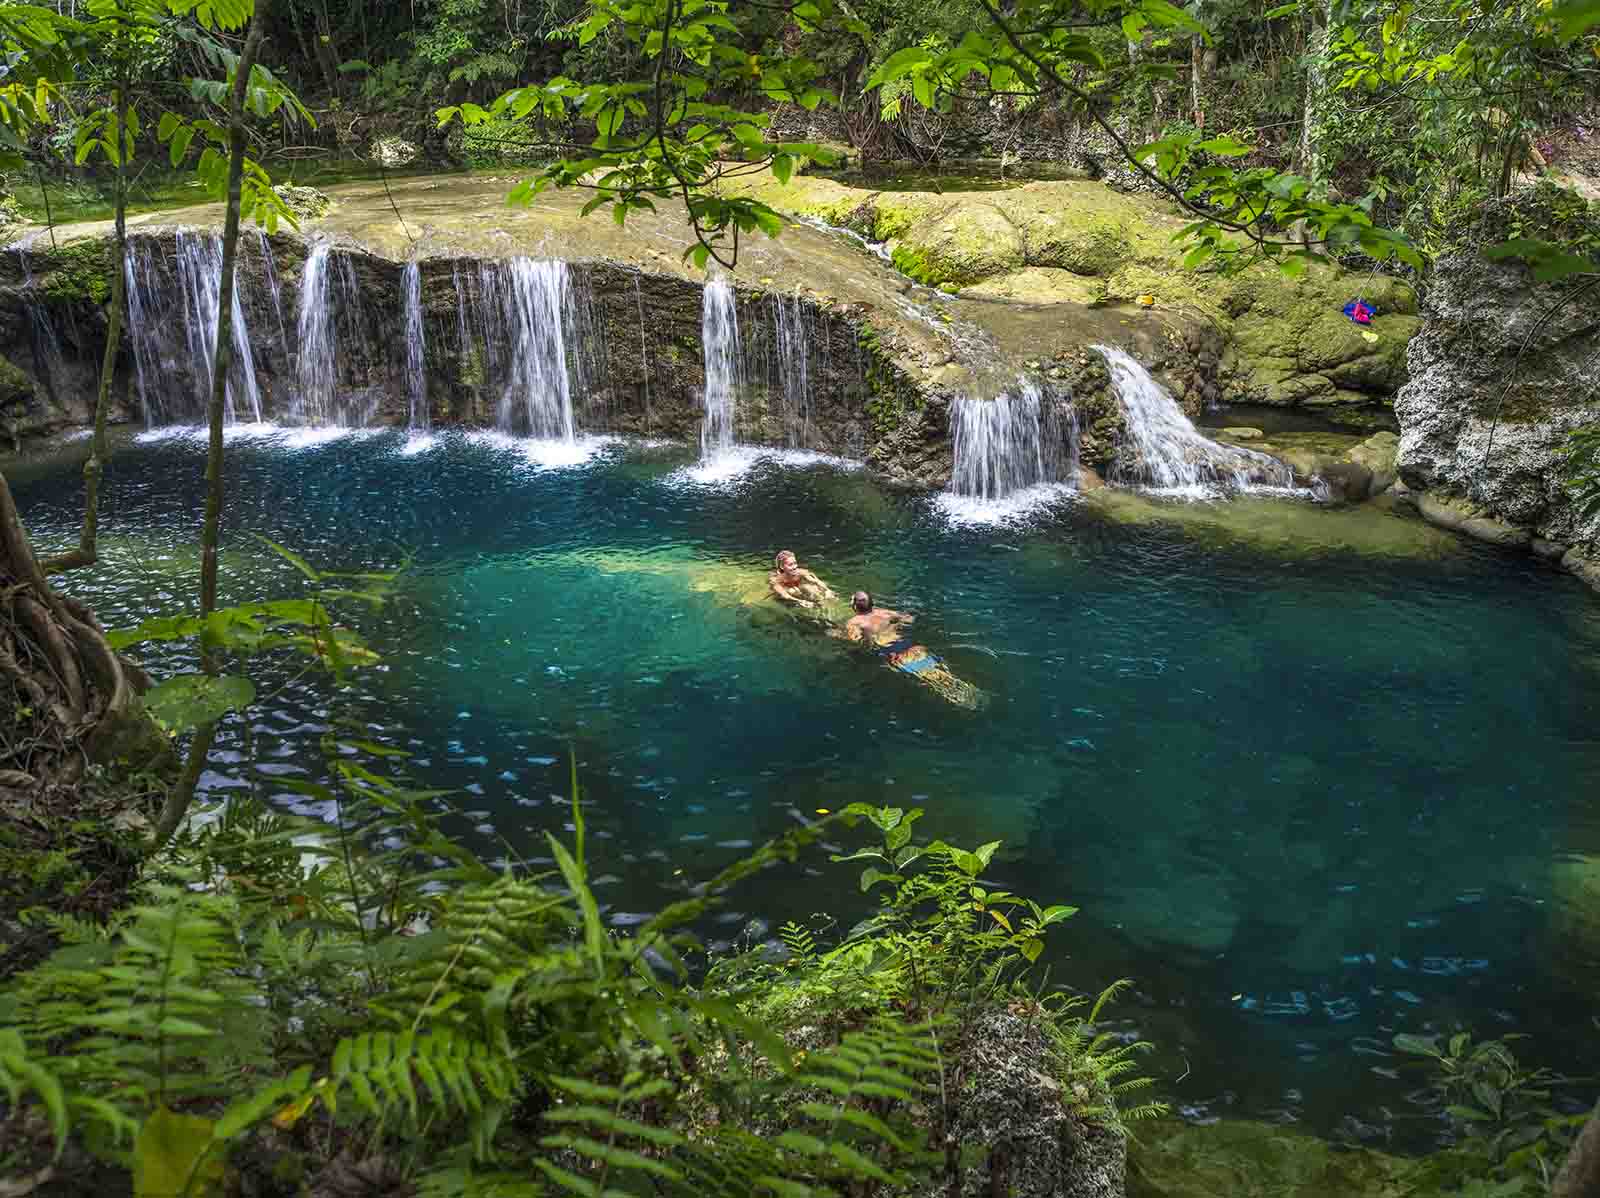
[13,428,1600,1147]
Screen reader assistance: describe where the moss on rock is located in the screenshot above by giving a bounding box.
[40,237,114,304]
[1128,1119,1454,1198]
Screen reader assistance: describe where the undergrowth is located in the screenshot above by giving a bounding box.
[0,742,1160,1196]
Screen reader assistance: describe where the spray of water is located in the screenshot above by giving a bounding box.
[1097,344,1298,496]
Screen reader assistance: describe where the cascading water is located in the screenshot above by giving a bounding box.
[1097,344,1298,495]
[15,243,65,406]
[124,230,263,425]
[497,258,575,441]
[178,229,263,423]
[700,277,742,458]
[402,260,428,430]
[772,292,811,448]
[295,240,368,426]
[947,380,1076,501]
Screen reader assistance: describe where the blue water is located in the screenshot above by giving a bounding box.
[13,427,1600,1146]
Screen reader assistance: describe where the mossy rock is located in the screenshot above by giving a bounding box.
[0,352,33,406]
[892,201,1024,287]
[1128,1119,1449,1198]
[40,237,114,304]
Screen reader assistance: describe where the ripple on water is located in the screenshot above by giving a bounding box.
[12,431,1600,1147]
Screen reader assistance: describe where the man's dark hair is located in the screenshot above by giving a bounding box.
[852,591,871,613]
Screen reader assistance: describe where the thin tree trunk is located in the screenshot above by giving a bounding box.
[152,0,272,850]
[1554,1104,1600,1198]
[42,72,128,575]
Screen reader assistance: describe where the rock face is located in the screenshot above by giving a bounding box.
[1394,187,1600,579]
[924,1005,1125,1198]
[732,171,1420,420]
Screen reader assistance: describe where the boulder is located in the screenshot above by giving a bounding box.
[369,136,419,167]
[1346,430,1399,496]
[920,1005,1125,1198]
[1394,184,1600,573]
[272,185,332,221]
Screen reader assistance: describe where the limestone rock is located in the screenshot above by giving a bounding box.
[273,185,332,221]
[1346,430,1399,496]
[369,136,419,167]
[1395,185,1600,572]
[1416,490,1534,547]
[918,1005,1125,1198]
[1128,1118,1439,1198]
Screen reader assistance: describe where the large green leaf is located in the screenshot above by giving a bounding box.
[142,674,255,733]
[133,1106,221,1198]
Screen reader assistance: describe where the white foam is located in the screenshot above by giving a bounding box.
[670,445,862,487]
[399,433,438,457]
[462,429,614,469]
[932,482,1077,527]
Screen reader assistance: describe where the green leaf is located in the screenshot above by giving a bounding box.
[133,1106,221,1198]
[972,840,1001,868]
[142,674,254,734]
[1393,1033,1443,1058]
[865,46,932,89]
[1556,0,1600,38]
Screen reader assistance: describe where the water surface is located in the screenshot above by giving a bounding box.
[13,429,1600,1147]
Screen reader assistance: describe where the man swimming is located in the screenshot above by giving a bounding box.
[769,549,837,610]
[841,591,984,709]
[842,591,915,646]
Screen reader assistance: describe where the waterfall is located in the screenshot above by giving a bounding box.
[124,230,262,425]
[497,258,575,441]
[15,244,65,408]
[1097,345,1297,495]
[253,228,289,354]
[402,260,428,430]
[948,380,1075,500]
[700,277,742,458]
[772,292,811,448]
[295,240,367,426]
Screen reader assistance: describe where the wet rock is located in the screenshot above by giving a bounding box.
[1128,1118,1435,1198]
[1346,430,1399,496]
[1532,537,1570,561]
[1219,426,1264,439]
[1416,491,1534,547]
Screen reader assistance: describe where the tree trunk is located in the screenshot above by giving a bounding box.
[152,0,272,850]
[0,468,136,792]
[1298,0,1332,190]
[1554,1104,1600,1198]
[41,71,128,576]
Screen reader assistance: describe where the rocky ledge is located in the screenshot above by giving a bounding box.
[1394,184,1600,588]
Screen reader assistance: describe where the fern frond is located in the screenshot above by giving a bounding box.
[329,1028,514,1129]
[12,892,269,1113]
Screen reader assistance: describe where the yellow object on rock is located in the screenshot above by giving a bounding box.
[1136,294,1156,306]
[1361,330,1380,343]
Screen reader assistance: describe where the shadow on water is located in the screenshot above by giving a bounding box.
[12,428,1600,1149]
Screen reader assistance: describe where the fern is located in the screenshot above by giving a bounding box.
[327,1028,516,1156]
[0,1028,137,1155]
[11,890,271,1112]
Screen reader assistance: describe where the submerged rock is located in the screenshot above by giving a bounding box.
[1128,1118,1449,1197]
